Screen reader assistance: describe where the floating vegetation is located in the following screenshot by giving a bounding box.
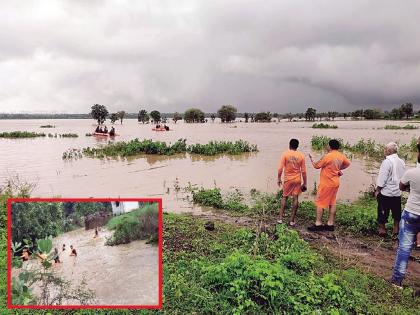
[63,138,258,160]
[62,148,83,160]
[384,124,418,130]
[0,131,46,138]
[312,123,338,129]
[40,125,55,128]
[85,133,93,136]
[311,135,417,160]
[60,133,78,138]
[188,140,258,155]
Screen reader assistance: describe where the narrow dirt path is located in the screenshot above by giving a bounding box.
[193,210,420,288]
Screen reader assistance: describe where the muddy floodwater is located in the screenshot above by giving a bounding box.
[1,119,419,212]
[13,228,159,306]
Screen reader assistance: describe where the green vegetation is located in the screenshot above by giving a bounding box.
[188,140,258,156]
[162,214,418,314]
[40,125,55,128]
[90,104,108,124]
[0,131,46,138]
[312,123,338,129]
[218,105,237,123]
[82,138,188,158]
[150,110,161,123]
[11,236,95,305]
[311,135,418,160]
[384,124,418,130]
[11,201,111,246]
[64,139,258,159]
[254,112,272,122]
[60,133,78,138]
[106,203,158,246]
[138,109,150,123]
[192,186,396,236]
[184,108,205,123]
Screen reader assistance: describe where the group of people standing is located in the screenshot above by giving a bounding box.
[277,138,420,292]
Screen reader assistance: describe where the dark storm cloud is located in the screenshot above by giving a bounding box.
[0,0,419,113]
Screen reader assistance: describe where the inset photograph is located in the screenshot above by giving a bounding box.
[7,198,162,309]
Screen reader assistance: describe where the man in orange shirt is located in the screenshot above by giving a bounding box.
[277,139,307,226]
[308,139,350,231]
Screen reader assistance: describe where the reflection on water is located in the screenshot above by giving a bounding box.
[1,119,419,213]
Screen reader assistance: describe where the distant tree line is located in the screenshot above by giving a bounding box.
[2,102,417,123]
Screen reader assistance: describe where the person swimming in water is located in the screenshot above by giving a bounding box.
[62,244,66,251]
[54,248,61,263]
[69,245,77,257]
[94,227,99,238]
[109,127,115,136]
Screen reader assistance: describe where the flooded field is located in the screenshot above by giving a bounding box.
[13,227,159,306]
[1,119,419,212]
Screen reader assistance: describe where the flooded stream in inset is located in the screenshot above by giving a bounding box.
[13,227,159,306]
[1,119,419,212]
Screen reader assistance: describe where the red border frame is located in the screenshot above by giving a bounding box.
[7,198,163,310]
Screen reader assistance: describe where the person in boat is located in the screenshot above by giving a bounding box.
[109,127,115,136]
[156,124,161,129]
[69,245,77,257]
[95,125,100,133]
[104,126,108,133]
[164,124,169,131]
[54,247,61,263]
[21,248,29,261]
[62,244,66,251]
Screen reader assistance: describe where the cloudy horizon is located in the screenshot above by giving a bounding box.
[1,1,420,114]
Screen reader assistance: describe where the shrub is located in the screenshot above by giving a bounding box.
[312,123,338,129]
[0,131,46,138]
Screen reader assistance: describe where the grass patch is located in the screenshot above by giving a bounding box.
[311,135,417,161]
[161,213,419,314]
[64,138,258,159]
[60,133,78,138]
[106,203,158,245]
[312,123,338,129]
[385,124,418,130]
[0,131,46,138]
[192,187,397,236]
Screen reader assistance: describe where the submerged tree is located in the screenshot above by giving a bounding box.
[150,110,161,123]
[173,112,182,123]
[90,104,108,125]
[184,108,205,123]
[117,111,126,124]
[138,109,149,123]
[305,107,316,121]
[218,105,237,123]
[109,113,118,124]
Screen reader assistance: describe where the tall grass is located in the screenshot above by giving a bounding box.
[0,131,46,138]
[71,138,258,159]
[311,135,418,160]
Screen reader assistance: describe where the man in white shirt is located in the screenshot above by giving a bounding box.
[375,142,405,237]
[390,142,420,291]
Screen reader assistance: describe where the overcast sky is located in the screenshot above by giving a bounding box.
[1,1,419,114]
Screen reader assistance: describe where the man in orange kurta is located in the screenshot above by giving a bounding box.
[277,139,307,225]
[308,139,350,231]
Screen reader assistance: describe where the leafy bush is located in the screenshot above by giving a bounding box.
[106,204,158,245]
[60,133,78,138]
[188,140,258,156]
[312,123,338,129]
[40,125,55,128]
